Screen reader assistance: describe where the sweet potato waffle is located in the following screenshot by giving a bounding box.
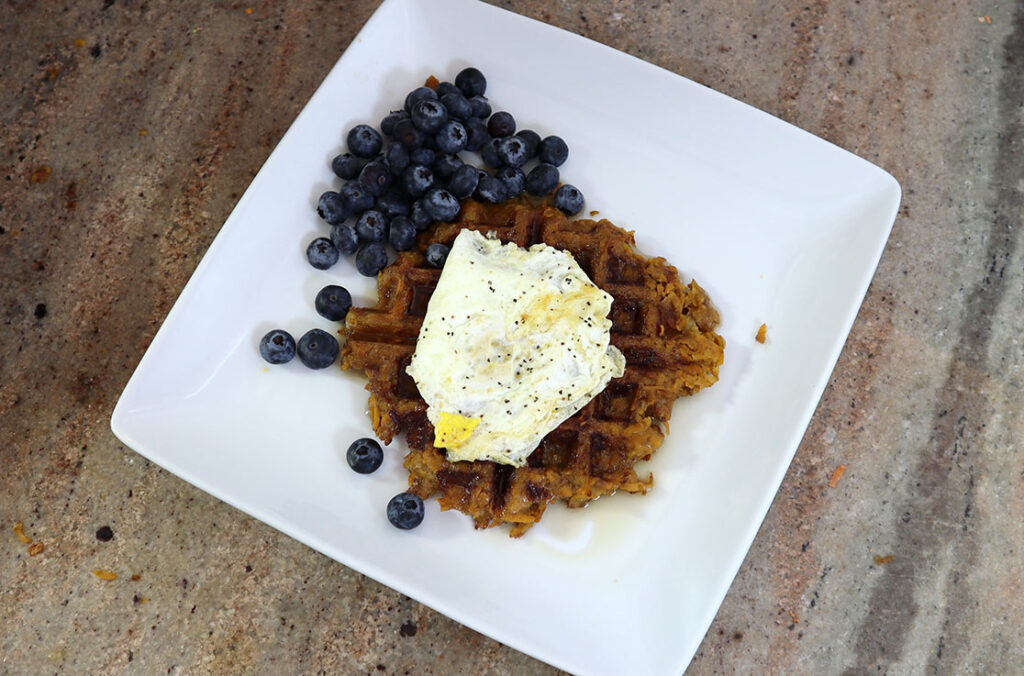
[340,199,725,537]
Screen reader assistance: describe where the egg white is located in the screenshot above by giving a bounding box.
[406,229,625,466]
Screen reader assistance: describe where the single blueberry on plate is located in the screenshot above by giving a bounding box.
[440,91,472,120]
[496,166,525,198]
[411,98,448,133]
[525,163,560,196]
[497,136,528,168]
[388,215,416,251]
[515,129,541,159]
[435,81,460,98]
[410,199,432,231]
[434,119,467,154]
[425,242,450,268]
[455,67,486,97]
[474,171,507,203]
[423,188,460,222]
[317,191,348,225]
[402,164,435,198]
[409,147,436,167]
[404,86,438,112]
[355,242,389,277]
[259,329,296,365]
[487,111,515,138]
[480,137,504,169]
[554,184,584,215]
[355,209,387,243]
[385,143,410,176]
[538,135,569,166]
[468,95,491,119]
[340,181,374,214]
[375,189,411,218]
[297,328,339,369]
[432,153,463,181]
[347,124,383,158]
[331,153,363,180]
[447,164,480,199]
[387,492,425,529]
[463,117,489,152]
[392,118,424,150]
[358,159,392,196]
[347,438,384,474]
[306,237,339,269]
[330,223,359,255]
[380,110,409,136]
[314,284,352,321]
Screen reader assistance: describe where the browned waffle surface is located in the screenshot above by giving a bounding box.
[340,199,725,536]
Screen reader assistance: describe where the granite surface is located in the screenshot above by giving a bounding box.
[2,1,1022,674]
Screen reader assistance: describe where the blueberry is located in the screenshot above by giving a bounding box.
[515,129,541,159]
[389,215,417,251]
[410,147,436,167]
[487,111,515,138]
[423,188,460,222]
[538,135,569,166]
[420,132,438,151]
[296,328,339,369]
[474,171,507,203]
[440,91,472,120]
[355,242,388,276]
[480,138,504,169]
[434,119,468,154]
[306,237,340,269]
[330,223,359,255]
[355,209,388,243]
[375,190,411,218]
[358,159,392,196]
[464,117,489,152]
[314,284,352,321]
[447,164,480,199]
[404,86,438,112]
[380,110,409,136]
[525,163,560,196]
[554,184,584,215]
[432,153,463,181]
[340,181,374,214]
[385,144,410,176]
[455,67,486,97]
[331,153,363,180]
[468,95,491,119]
[392,118,424,149]
[259,329,296,365]
[425,242,450,268]
[347,438,384,474]
[496,166,525,198]
[402,164,435,198]
[411,98,448,133]
[410,199,432,231]
[497,136,529,168]
[435,81,460,98]
[386,492,425,529]
[347,124,383,158]
[317,191,348,225]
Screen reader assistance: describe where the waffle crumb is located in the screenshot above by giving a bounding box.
[341,198,725,536]
[756,323,767,343]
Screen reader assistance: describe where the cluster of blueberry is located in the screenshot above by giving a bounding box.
[257,284,351,368]
[347,437,425,529]
[307,66,584,277]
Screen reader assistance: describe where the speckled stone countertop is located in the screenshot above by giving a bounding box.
[2,1,1022,674]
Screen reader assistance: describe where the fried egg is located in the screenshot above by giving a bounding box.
[406,229,625,466]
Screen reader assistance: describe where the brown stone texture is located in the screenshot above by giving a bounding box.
[1,1,1021,674]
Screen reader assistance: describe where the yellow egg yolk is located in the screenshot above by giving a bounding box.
[434,412,481,449]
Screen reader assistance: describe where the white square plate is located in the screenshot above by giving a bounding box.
[111,1,900,673]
